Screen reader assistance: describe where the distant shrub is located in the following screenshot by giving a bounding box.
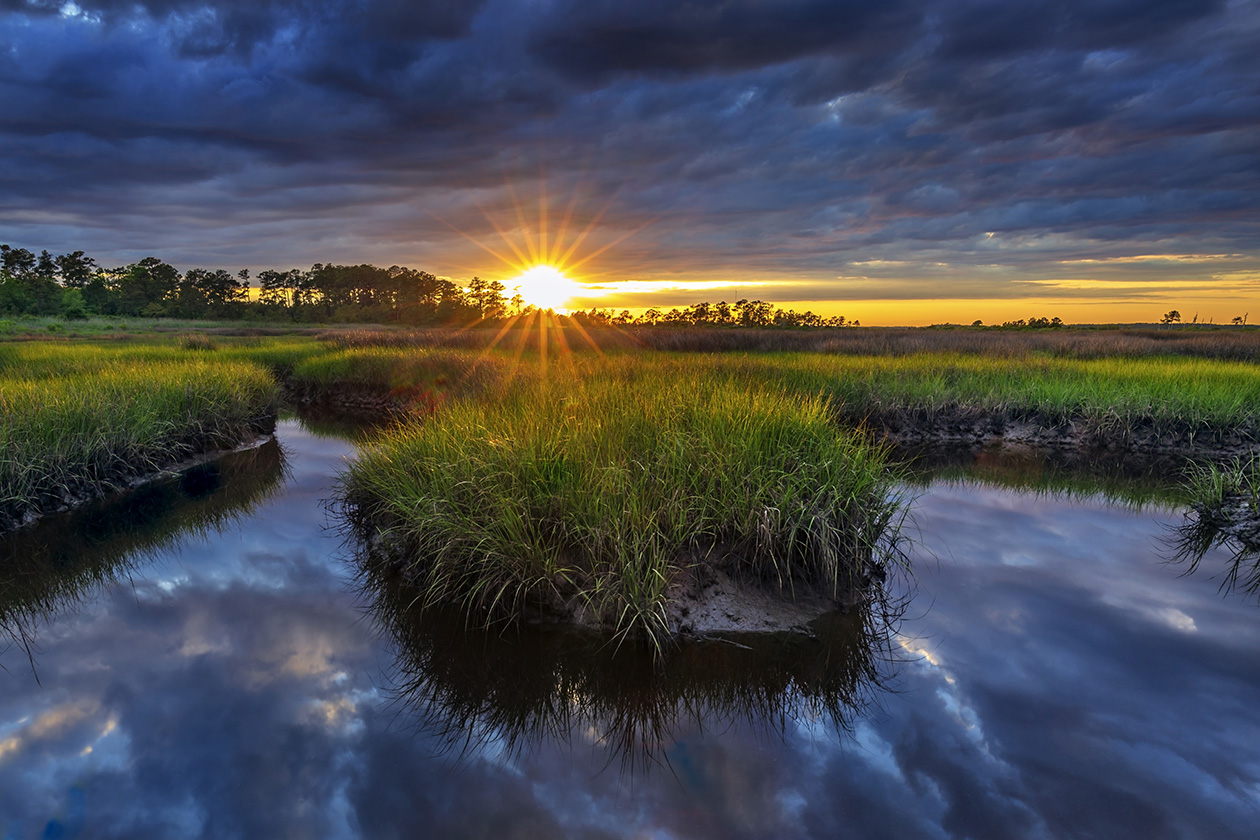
[179,333,218,351]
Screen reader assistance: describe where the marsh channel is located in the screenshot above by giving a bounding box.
[1,418,1257,838]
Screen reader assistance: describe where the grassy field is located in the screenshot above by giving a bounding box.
[740,353,1259,446]
[0,341,283,529]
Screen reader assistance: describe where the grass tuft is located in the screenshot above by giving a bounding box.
[1172,456,1260,595]
[340,362,905,650]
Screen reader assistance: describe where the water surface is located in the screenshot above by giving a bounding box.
[1,422,1258,838]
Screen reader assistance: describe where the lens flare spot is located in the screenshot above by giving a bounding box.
[512,265,580,312]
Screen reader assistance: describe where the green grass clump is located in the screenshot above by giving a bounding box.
[340,366,904,648]
[1170,456,1260,596]
[1,358,280,529]
[290,346,504,391]
[1185,456,1260,510]
[287,346,515,416]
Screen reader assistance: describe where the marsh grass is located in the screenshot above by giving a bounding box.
[286,346,514,419]
[1,355,280,529]
[305,330,1260,444]
[717,353,1260,445]
[290,346,507,392]
[178,332,218,351]
[317,324,1260,362]
[1171,456,1260,595]
[340,362,905,649]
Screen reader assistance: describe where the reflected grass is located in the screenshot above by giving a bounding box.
[1170,456,1260,595]
[358,550,904,773]
[895,443,1197,511]
[1,441,288,666]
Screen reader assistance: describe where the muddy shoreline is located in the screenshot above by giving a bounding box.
[840,405,1259,461]
[0,419,277,534]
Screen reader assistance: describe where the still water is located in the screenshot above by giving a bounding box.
[2,421,1258,838]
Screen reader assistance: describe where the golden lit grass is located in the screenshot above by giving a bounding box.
[1,355,279,529]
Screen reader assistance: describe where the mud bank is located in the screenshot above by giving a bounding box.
[664,565,885,637]
[848,406,1259,460]
[283,380,438,423]
[359,529,890,643]
[0,420,276,534]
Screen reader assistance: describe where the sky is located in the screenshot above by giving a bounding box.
[1,0,1258,325]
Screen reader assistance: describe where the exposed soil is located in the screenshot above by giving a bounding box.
[664,567,874,636]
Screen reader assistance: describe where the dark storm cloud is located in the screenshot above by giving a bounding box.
[0,0,1257,304]
[529,0,920,83]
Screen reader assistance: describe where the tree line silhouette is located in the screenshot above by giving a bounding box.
[0,244,859,328]
[0,245,499,325]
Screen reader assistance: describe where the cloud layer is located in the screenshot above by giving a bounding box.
[1,0,1257,318]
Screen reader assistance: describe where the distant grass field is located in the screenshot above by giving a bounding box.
[742,352,1260,440]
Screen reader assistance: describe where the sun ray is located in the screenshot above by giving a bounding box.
[566,218,657,274]
[472,200,533,270]
[538,167,549,265]
[429,211,521,269]
[562,312,607,356]
[550,178,586,271]
[555,191,622,269]
[551,309,574,360]
[503,177,540,265]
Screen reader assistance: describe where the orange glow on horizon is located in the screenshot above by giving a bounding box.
[568,294,1257,327]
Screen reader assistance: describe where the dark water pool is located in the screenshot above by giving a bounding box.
[2,421,1258,838]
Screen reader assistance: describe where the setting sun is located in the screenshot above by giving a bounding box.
[511,264,581,312]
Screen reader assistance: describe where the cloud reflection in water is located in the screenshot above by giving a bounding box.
[2,423,1260,837]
